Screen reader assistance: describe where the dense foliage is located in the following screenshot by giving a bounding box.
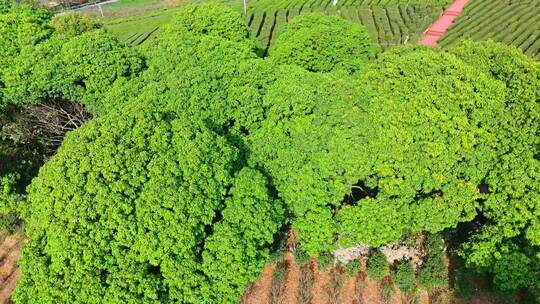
[3,30,144,113]
[51,12,102,37]
[0,0,52,109]
[417,234,448,289]
[270,13,377,73]
[366,251,389,281]
[450,40,540,291]
[337,47,507,247]
[1,1,538,302]
[392,260,416,292]
[15,104,284,303]
[164,2,253,44]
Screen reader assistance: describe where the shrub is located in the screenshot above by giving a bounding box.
[367,251,389,281]
[392,260,416,292]
[0,173,20,214]
[294,249,311,265]
[346,259,361,276]
[164,3,253,44]
[270,13,377,74]
[51,12,102,36]
[418,249,448,289]
[418,234,447,290]
[317,251,334,270]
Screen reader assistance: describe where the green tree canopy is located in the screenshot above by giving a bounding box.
[51,12,103,37]
[244,65,366,254]
[0,0,52,109]
[164,2,254,45]
[269,13,377,74]
[0,0,51,61]
[2,30,145,113]
[15,102,285,303]
[336,47,508,247]
[132,32,259,128]
[450,40,540,292]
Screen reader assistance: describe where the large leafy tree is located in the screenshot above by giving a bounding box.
[3,30,145,114]
[201,168,285,302]
[336,47,508,247]
[450,40,540,292]
[245,65,366,254]
[0,0,52,109]
[51,12,103,37]
[0,0,54,231]
[269,13,378,74]
[14,102,285,303]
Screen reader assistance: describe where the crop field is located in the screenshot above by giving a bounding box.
[244,0,451,51]
[439,0,540,59]
[104,0,450,49]
[105,8,178,44]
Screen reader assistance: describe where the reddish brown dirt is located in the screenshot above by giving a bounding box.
[282,253,300,304]
[296,263,315,304]
[0,269,20,304]
[0,229,530,304]
[429,289,452,304]
[243,263,276,304]
[0,233,24,304]
[0,250,20,282]
[391,289,403,304]
[417,290,430,304]
[361,278,383,304]
[311,266,331,304]
[338,276,356,304]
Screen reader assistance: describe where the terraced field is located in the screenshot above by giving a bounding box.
[439,0,540,59]
[244,0,451,51]
[105,8,179,45]
[104,0,450,50]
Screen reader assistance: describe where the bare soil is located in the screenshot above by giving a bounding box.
[361,278,383,304]
[282,253,300,304]
[0,234,24,304]
[311,265,331,304]
[338,276,356,304]
[242,263,276,304]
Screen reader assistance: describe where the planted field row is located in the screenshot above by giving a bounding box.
[245,0,451,11]
[108,0,447,49]
[247,2,446,51]
[439,0,540,59]
[106,9,176,45]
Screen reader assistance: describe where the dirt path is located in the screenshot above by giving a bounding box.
[338,276,356,304]
[243,263,276,304]
[420,0,471,46]
[0,268,20,304]
[282,253,300,304]
[311,268,331,304]
[0,250,20,282]
[361,279,383,304]
[0,234,24,304]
